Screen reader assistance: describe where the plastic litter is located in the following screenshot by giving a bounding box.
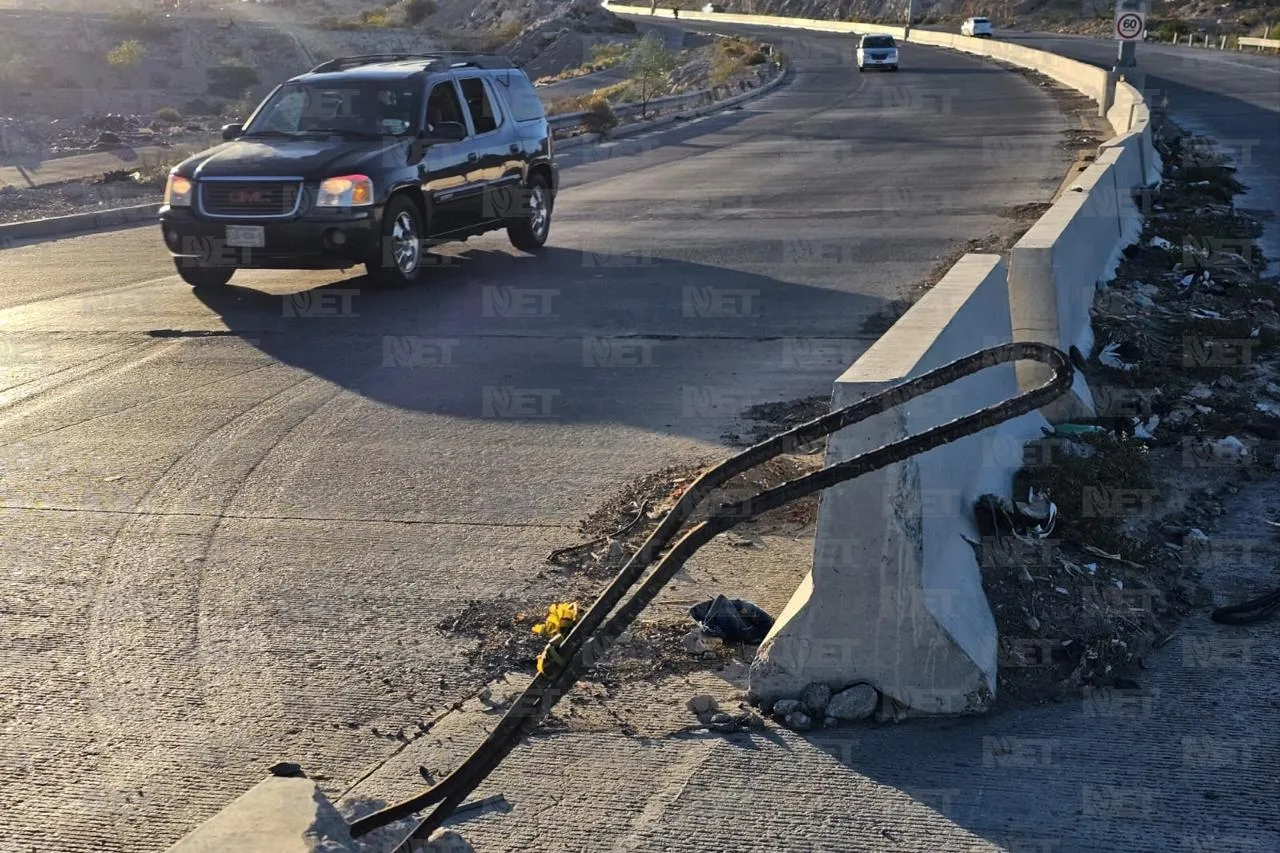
[1132,415,1160,440]
[1149,236,1173,250]
[689,595,775,645]
[1050,423,1108,435]
[1098,341,1138,372]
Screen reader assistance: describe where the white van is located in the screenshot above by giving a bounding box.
[961,17,994,37]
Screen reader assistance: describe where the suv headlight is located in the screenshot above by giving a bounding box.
[317,175,374,207]
[164,173,193,207]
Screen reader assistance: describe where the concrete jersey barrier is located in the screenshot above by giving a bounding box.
[750,255,1048,714]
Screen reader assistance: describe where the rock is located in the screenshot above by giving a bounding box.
[1025,615,1041,632]
[1166,407,1193,428]
[801,682,832,716]
[771,698,801,716]
[823,716,839,728]
[827,684,879,721]
[784,711,812,731]
[1214,375,1239,390]
[1189,384,1214,400]
[607,538,624,558]
[709,712,733,726]
[681,630,708,655]
[687,694,717,716]
[414,829,476,852]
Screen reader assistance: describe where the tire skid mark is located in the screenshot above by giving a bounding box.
[0,361,282,449]
[0,273,181,315]
[0,339,185,449]
[0,339,171,415]
[81,372,342,847]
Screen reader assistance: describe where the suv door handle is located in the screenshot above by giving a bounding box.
[467,152,479,163]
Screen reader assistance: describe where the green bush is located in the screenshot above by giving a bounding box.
[107,40,144,69]
[580,93,618,135]
[155,107,183,123]
[207,63,260,99]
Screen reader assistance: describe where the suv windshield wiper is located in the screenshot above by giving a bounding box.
[242,129,300,138]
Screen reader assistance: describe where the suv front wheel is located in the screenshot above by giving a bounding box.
[507,174,552,252]
[367,194,425,288]
[175,259,235,289]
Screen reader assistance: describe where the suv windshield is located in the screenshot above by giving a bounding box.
[244,79,423,138]
[863,36,896,48]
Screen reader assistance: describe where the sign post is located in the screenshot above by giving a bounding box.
[1114,0,1145,64]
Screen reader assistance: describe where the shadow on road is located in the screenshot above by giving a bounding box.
[186,244,887,436]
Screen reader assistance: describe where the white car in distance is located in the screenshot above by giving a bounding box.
[856,34,899,72]
[961,16,994,37]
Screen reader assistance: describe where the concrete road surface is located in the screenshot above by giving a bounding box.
[0,25,1079,853]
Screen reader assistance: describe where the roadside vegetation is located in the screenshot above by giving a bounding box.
[709,36,770,86]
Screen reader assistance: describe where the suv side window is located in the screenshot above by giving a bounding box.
[459,77,501,135]
[426,80,467,132]
[495,70,545,122]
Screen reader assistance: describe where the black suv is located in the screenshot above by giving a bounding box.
[158,53,559,288]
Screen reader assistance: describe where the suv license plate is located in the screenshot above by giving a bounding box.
[226,225,265,248]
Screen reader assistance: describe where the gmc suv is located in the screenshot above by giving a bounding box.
[158,53,559,288]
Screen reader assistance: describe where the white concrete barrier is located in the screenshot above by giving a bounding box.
[1006,155,1135,417]
[750,255,1050,714]
[908,29,1109,106]
[604,3,905,37]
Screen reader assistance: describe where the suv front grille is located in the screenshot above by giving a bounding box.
[199,181,303,218]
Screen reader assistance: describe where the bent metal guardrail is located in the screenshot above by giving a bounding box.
[347,342,1074,849]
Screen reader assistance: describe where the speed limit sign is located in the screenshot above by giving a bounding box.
[1115,10,1144,40]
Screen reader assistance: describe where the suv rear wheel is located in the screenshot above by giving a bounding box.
[367,194,425,288]
[506,174,552,252]
[174,259,234,289]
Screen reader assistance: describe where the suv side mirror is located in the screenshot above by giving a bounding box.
[221,123,244,141]
[419,121,467,144]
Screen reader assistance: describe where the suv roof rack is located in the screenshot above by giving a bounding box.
[307,53,517,75]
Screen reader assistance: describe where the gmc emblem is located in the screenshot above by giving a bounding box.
[229,189,266,204]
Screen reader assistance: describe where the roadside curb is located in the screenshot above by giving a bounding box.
[0,203,161,248]
[555,58,790,152]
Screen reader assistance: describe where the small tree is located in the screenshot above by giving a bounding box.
[626,32,677,119]
[107,40,144,71]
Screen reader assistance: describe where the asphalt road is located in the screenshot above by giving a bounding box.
[994,31,1280,273]
[0,25,1076,853]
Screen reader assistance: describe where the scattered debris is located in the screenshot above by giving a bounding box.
[688,595,775,645]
